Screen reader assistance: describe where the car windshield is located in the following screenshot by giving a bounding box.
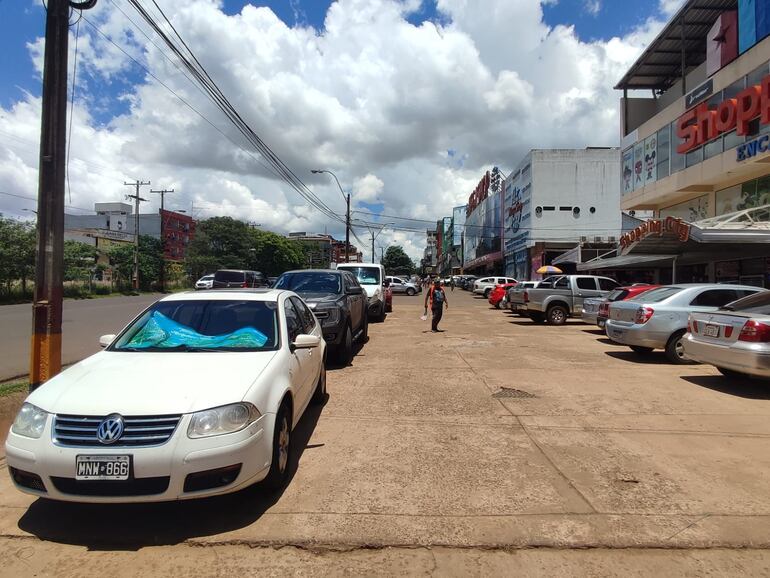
[629,286,682,303]
[342,266,380,285]
[215,271,245,282]
[275,272,341,294]
[201,275,214,281]
[606,289,629,301]
[721,290,770,313]
[112,300,278,352]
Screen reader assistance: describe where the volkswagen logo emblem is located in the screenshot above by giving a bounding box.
[97,414,125,445]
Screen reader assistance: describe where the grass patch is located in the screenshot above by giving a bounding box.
[0,380,28,397]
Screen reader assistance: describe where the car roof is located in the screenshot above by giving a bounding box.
[282,269,343,275]
[159,289,286,302]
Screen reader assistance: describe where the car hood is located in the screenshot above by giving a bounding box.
[26,350,277,416]
[299,292,342,305]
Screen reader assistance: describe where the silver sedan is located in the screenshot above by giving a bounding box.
[683,291,770,379]
[605,284,762,364]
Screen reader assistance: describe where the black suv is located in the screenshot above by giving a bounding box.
[274,269,367,364]
[212,269,266,289]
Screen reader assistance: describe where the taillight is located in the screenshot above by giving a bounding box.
[523,291,529,303]
[599,303,608,315]
[242,282,248,288]
[738,320,770,342]
[689,318,699,333]
[634,306,654,324]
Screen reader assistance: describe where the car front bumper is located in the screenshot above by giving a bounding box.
[605,320,671,349]
[683,334,770,377]
[5,413,275,503]
[581,310,598,324]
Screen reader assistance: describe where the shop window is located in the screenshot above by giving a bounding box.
[656,125,670,179]
[670,121,685,173]
[723,129,744,151]
[715,184,742,215]
[704,136,723,160]
[746,61,769,88]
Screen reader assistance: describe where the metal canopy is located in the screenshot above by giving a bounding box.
[615,0,738,91]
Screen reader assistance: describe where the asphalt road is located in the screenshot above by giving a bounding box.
[0,294,163,381]
[0,290,769,575]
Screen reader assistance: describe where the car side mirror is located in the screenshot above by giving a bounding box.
[347,286,364,295]
[99,334,116,348]
[292,334,321,350]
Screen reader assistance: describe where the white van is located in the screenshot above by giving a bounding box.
[336,263,387,321]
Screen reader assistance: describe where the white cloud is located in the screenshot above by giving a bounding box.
[659,0,685,17]
[0,0,671,262]
[584,0,601,17]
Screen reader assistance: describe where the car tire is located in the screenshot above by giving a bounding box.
[665,330,695,364]
[406,288,415,296]
[547,305,568,325]
[495,300,502,309]
[484,288,492,298]
[264,401,292,491]
[359,313,369,343]
[311,360,327,405]
[629,345,654,354]
[529,312,545,324]
[336,324,353,365]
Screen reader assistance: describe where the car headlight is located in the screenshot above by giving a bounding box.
[12,403,48,439]
[317,306,340,327]
[187,403,261,438]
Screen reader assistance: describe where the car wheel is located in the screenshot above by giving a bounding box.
[629,345,654,354]
[264,401,292,491]
[406,287,415,296]
[665,330,695,365]
[311,359,327,405]
[359,313,369,343]
[529,312,545,324]
[336,324,353,365]
[547,305,568,325]
[484,288,492,298]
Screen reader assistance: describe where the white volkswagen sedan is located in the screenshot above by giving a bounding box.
[6,289,326,503]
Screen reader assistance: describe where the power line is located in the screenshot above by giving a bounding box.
[0,190,93,212]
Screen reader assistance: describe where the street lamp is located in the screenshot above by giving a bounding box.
[311,169,350,263]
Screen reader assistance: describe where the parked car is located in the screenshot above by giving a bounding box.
[194,274,214,290]
[336,263,387,322]
[595,284,659,328]
[488,283,517,309]
[461,276,478,290]
[275,270,367,365]
[506,281,542,315]
[606,284,762,364]
[267,277,278,287]
[6,289,326,502]
[385,276,420,296]
[683,290,770,378]
[473,277,518,298]
[581,297,604,326]
[212,269,266,289]
[525,275,619,325]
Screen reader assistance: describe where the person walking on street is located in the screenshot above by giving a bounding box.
[450,277,455,292]
[424,278,448,332]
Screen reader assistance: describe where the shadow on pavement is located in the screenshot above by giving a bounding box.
[679,375,770,399]
[604,350,671,365]
[582,329,605,336]
[17,400,326,550]
[596,337,624,346]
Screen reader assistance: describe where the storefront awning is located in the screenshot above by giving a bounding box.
[577,254,675,271]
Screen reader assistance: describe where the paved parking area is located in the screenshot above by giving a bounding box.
[0,289,769,575]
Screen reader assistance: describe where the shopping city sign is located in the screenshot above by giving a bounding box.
[676,73,770,154]
[619,217,691,249]
[466,171,490,216]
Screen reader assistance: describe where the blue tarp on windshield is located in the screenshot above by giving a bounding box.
[125,311,268,349]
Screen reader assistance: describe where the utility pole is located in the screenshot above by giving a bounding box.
[125,180,150,291]
[311,169,351,262]
[30,0,98,391]
[150,188,174,293]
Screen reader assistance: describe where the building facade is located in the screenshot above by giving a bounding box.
[463,168,504,275]
[593,0,770,286]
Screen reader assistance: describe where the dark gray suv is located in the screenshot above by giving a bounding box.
[274,269,367,365]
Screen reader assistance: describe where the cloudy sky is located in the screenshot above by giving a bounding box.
[0,0,684,261]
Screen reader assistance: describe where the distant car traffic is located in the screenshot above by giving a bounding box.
[194,274,214,290]
[606,284,762,364]
[525,275,619,325]
[506,281,541,315]
[473,277,517,298]
[595,284,659,328]
[385,276,420,296]
[274,270,368,365]
[6,289,326,502]
[212,269,266,289]
[336,263,387,322]
[684,290,770,378]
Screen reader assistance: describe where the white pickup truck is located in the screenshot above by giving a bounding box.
[524,275,620,325]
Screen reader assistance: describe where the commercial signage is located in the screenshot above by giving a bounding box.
[464,251,502,270]
[619,217,691,249]
[684,78,714,110]
[677,73,770,154]
[466,171,491,216]
[737,134,770,161]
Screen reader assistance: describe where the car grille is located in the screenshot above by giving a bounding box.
[313,310,329,319]
[53,414,182,447]
[51,476,170,497]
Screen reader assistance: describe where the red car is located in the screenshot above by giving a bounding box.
[596,284,659,328]
[488,283,518,309]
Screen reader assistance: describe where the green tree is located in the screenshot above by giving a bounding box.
[63,240,97,283]
[248,228,306,276]
[381,245,416,276]
[0,215,36,296]
[108,235,163,291]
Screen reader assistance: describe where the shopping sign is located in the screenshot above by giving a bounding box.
[619,217,691,249]
[676,73,770,154]
[466,171,490,216]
